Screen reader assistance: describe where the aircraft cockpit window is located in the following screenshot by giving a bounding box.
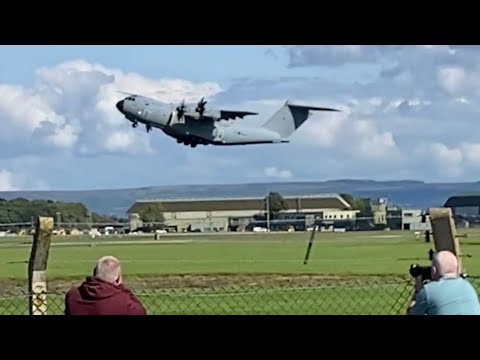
[126,96,136,101]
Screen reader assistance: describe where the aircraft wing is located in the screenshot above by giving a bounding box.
[179,98,259,121]
[184,109,258,121]
[218,110,258,120]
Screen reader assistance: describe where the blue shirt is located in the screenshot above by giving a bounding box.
[410,277,480,315]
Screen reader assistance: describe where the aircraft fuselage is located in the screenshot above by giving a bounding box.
[116,95,286,147]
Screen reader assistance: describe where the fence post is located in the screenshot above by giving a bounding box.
[28,217,53,315]
[428,207,463,273]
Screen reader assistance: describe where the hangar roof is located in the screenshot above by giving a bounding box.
[444,194,480,207]
[127,194,351,213]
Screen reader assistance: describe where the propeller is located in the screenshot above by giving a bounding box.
[176,99,186,117]
[195,97,207,115]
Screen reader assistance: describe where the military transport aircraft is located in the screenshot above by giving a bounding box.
[115,93,339,148]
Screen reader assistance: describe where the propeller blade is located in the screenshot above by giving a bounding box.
[196,97,207,114]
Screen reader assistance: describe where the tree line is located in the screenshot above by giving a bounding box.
[0,198,123,224]
[0,193,371,226]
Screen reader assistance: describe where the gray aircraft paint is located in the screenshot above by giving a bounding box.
[116,95,339,147]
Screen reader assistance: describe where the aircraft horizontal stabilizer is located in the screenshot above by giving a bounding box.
[288,104,340,112]
[284,100,341,113]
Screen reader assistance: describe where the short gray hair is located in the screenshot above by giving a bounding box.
[94,256,121,283]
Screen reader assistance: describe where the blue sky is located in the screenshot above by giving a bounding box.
[1,45,480,191]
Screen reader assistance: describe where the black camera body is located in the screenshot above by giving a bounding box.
[409,264,432,280]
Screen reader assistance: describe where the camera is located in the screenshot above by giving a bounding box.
[409,264,432,280]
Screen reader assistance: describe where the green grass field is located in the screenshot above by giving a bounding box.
[1,229,478,280]
[1,229,478,314]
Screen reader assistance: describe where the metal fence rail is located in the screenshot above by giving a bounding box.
[3,275,479,315]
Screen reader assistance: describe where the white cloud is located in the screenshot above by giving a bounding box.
[104,131,136,152]
[7,47,480,188]
[0,59,222,157]
[46,124,79,148]
[438,66,467,94]
[264,166,293,179]
[411,141,480,179]
[419,142,464,177]
[0,167,49,192]
[302,109,347,147]
[104,130,153,154]
[352,120,396,159]
[288,45,383,67]
[0,170,18,191]
[299,98,397,160]
[211,46,480,181]
[460,143,480,165]
[0,84,66,132]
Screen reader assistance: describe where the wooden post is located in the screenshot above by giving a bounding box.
[28,217,53,315]
[303,224,317,265]
[428,208,463,273]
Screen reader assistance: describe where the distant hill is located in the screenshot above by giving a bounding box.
[1,180,479,217]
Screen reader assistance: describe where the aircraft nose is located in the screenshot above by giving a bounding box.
[116,100,124,112]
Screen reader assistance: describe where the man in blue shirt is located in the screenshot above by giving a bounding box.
[407,250,480,315]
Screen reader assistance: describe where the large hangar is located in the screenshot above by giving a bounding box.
[127,194,353,232]
[444,194,480,224]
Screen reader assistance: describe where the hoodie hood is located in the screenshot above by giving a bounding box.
[78,276,124,301]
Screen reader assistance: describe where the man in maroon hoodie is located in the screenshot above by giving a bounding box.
[65,255,147,315]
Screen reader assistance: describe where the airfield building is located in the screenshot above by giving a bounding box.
[400,209,431,231]
[127,194,355,232]
[444,194,480,226]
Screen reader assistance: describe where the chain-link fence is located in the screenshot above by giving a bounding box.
[3,275,479,315]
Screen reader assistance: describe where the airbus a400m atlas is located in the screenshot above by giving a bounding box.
[115,94,339,148]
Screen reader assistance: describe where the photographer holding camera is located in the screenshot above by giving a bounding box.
[407,250,480,315]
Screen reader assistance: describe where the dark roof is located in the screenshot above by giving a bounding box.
[127,194,351,213]
[444,195,480,207]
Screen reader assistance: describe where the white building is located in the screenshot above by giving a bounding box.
[402,209,431,231]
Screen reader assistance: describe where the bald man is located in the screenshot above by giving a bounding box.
[407,250,480,315]
[65,256,147,315]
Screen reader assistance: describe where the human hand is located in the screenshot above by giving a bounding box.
[414,276,424,293]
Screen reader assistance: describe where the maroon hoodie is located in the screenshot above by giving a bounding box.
[65,276,147,315]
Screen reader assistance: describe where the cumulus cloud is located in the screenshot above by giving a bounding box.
[413,142,464,178]
[0,167,50,192]
[410,140,480,180]
[46,124,79,148]
[100,130,154,155]
[286,45,460,69]
[210,46,480,180]
[438,66,467,94]
[0,59,222,158]
[296,99,399,162]
[288,45,385,67]
[264,166,293,179]
[0,170,18,191]
[6,46,480,189]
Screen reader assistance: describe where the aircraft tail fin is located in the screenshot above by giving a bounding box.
[262,101,340,139]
